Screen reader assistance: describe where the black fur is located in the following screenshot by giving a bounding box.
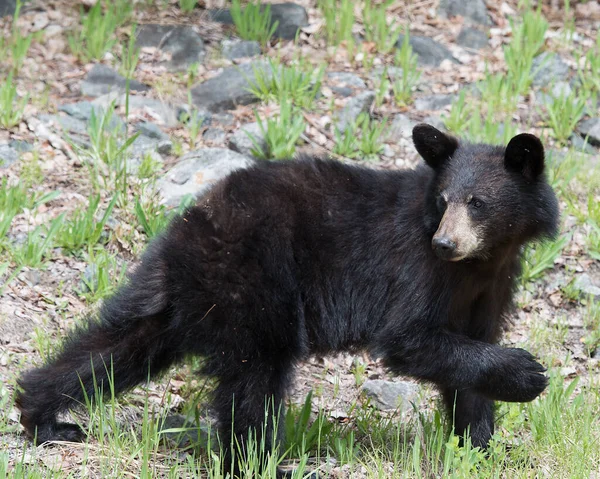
[15,125,559,476]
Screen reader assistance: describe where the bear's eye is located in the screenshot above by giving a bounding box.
[436,195,447,211]
[470,198,484,209]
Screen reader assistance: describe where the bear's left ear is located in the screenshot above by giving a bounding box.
[504,133,545,181]
[412,124,459,170]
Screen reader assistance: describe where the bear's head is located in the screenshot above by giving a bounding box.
[412,124,559,262]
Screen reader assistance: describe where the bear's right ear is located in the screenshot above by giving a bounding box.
[412,124,459,170]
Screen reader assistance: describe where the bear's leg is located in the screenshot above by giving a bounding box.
[16,314,181,444]
[211,358,294,478]
[443,388,494,449]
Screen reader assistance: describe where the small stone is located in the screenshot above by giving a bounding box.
[569,133,597,154]
[221,39,261,60]
[203,128,227,143]
[531,52,570,88]
[327,71,367,89]
[457,26,488,50]
[191,60,274,112]
[0,0,16,17]
[396,34,457,67]
[331,86,353,97]
[81,64,150,97]
[58,101,125,132]
[362,379,419,412]
[134,121,170,141]
[438,0,491,25]
[0,144,19,168]
[157,140,172,155]
[8,140,32,153]
[577,118,600,147]
[136,24,206,71]
[158,148,254,207]
[387,114,416,140]
[335,91,375,133]
[414,94,455,111]
[574,273,600,299]
[424,115,446,131]
[228,122,266,157]
[94,94,179,128]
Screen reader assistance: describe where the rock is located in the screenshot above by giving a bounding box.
[570,133,597,154]
[331,86,353,97]
[424,115,446,131]
[362,379,419,411]
[58,101,125,132]
[8,140,32,153]
[221,39,261,60]
[203,128,227,143]
[531,52,570,88]
[80,64,150,97]
[228,122,266,157]
[396,34,457,67]
[38,113,91,147]
[387,114,416,140]
[327,71,366,89]
[414,94,455,111]
[574,274,600,299]
[160,414,216,449]
[577,118,600,147]
[438,0,491,25]
[369,66,404,83]
[158,148,254,206]
[212,112,236,126]
[94,93,179,127]
[135,24,206,71]
[191,60,273,112]
[0,144,19,168]
[0,0,16,17]
[335,91,375,133]
[178,106,212,127]
[134,121,170,142]
[457,26,488,50]
[209,2,309,40]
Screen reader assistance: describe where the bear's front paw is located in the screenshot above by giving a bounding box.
[31,422,86,445]
[478,348,548,403]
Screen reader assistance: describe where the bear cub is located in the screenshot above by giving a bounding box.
[16,124,559,476]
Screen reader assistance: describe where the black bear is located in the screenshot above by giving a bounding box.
[15,124,559,477]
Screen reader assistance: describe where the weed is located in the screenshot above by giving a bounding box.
[362,0,399,55]
[521,234,569,286]
[476,71,519,114]
[137,151,163,179]
[78,248,127,302]
[357,113,387,159]
[351,358,367,387]
[230,0,278,47]
[463,110,517,145]
[9,0,33,73]
[374,67,390,108]
[135,192,194,239]
[442,90,472,134]
[68,1,119,62]
[118,24,141,79]
[284,390,333,457]
[0,71,29,129]
[578,33,600,97]
[248,98,306,160]
[392,31,421,107]
[10,214,64,268]
[333,120,360,159]
[57,195,118,255]
[178,0,197,13]
[318,0,355,48]
[544,87,587,145]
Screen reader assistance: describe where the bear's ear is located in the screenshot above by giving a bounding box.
[412,124,459,170]
[504,133,545,181]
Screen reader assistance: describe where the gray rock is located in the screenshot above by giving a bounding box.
[577,118,600,147]
[203,127,227,143]
[362,379,419,411]
[414,94,455,111]
[209,2,309,40]
[331,86,353,97]
[228,122,266,157]
[531,52,570,88]
[58,101,125,132]
[212,112,236,126]
[81,64,150,97]
[335,91,375,133]
[178,106,212,127]
[369,66,404,83]
[438,0,491,25]
[8,140,32,153]
[569,133,597,154]
[134,121,170,141]
[160,414,216,449]
[135,24,206,71]
[0,0,16,17]
[221,39,261,60]
[457,26,488,50]
[327,71,366,89]
[0,144,19,168]
[574,274,600,299]
[387,114,416,140]
[396,34,458,67]
[191,60,273,112]
[94,94,179,127]
[158,148,254,206]
[424,115,447,131]
[38,113,91,147]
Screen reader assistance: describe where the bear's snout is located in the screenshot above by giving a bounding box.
[432,236,457,260]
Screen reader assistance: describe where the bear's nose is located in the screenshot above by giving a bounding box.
[432,237,457,260]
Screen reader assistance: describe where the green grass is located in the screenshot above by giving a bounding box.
[362,0,400,55]
[230,0,278,47]
[318,0,355,49]
[544,87,587,145]
[0,71,29,129]
[520,234,569,287]
[392,31,421,107]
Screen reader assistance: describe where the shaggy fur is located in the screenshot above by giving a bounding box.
[15,124,559,477]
